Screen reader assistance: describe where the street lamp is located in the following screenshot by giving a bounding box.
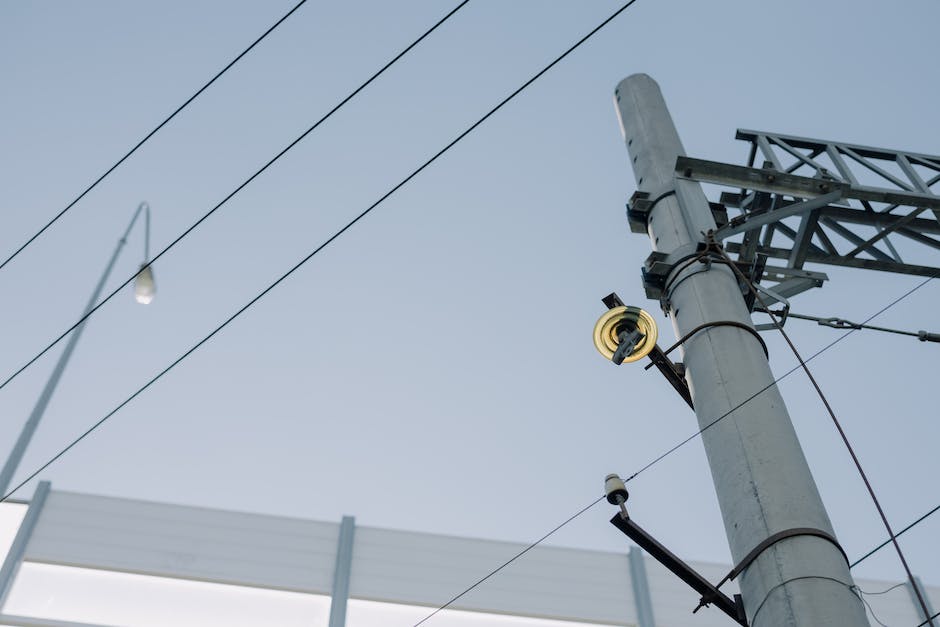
[134,203,156,305]
[0,202,155,496]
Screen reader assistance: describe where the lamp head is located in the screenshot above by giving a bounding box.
[134,264,156,305]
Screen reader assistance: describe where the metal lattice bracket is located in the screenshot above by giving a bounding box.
[671,130,940,304]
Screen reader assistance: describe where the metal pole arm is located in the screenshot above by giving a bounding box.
[610,513,747,625]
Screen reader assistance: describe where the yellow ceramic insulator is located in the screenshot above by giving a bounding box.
[592,305,658,363]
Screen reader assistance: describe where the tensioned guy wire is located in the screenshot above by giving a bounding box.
[761,310,940,344]
[0,0,643,501]
[0,0,470,398]
[0,0,310,273]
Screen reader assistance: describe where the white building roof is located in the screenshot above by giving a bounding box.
[0,483,934,626]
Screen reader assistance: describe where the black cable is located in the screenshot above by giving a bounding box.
[0,0,310,273]
[714,245,935,626]
[623,273,935,482]
[0,0,641,501]
[851,502,940,568]
[854,582,908,596]
[919,611,940,627]
[0,0,470,397]
[412,496,605,626]
[856,589,891,627]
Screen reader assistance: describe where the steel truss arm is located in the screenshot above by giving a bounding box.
[672,130,940,292]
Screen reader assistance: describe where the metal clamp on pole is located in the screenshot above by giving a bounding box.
[648,320,770,362]
[627,189,676,233]
[714,527,849,591]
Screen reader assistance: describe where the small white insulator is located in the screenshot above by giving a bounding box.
[605,473,629,505]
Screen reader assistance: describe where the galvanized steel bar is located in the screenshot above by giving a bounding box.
[0,481,51,609]
[628,546,656,627]
[328,515,356,627]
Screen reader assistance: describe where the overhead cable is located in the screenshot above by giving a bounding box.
[0,0,311,273]
[919,611,940,627]
[851,501,940,568]
[0,0,470,397]
[412,496,605,626]
[0,0,642,500]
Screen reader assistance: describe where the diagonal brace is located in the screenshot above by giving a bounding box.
[715,191,843,240]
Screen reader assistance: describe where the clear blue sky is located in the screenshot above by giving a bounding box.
[0,0,937,594]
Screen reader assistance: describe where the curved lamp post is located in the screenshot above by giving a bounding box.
[0,202,155,496]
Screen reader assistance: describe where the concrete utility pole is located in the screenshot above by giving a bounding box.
[614,74,869,626]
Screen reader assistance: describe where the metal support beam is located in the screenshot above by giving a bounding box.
[788,210,822,268]
[628,545,657,627]
[715,191,842,240]
[615,74,868,627]
[328,515,355,627]
[677,156,847,200]
[725,242,939,278]
[676,156,940,210]
[0,481,51,610]
[612,515,744,625]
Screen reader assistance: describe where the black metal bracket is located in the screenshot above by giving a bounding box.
[642,244,706,302]
[611,512,748,625]
[602,293,693,408]
[627,190,728,235]
[627,190,675,233]
[646,345,693,408]
[739,254,767,312]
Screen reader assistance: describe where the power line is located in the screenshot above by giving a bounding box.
[851,502,940,568]
[0,0,310,273]
[714,246,934,626]
[623,273,935,483]
[412,496,605,626]
[0,0,641,501]
[919,611,940,627]
[0,0,470,398]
